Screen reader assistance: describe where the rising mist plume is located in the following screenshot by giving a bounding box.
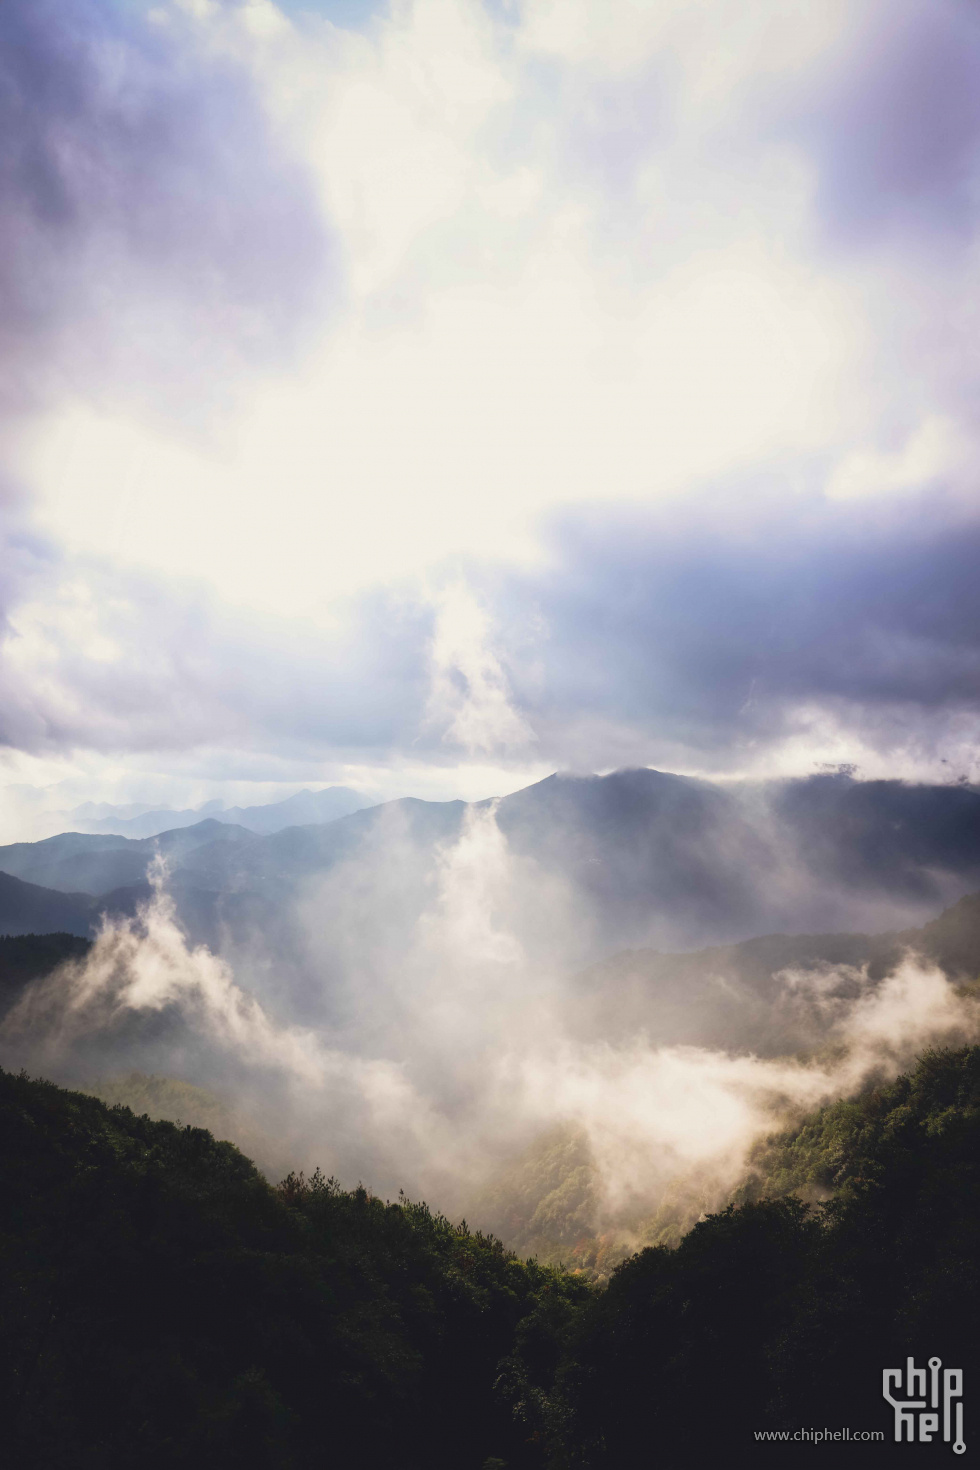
[5,806,979,1255]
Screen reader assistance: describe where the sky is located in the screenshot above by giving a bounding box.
[2,0,980,835]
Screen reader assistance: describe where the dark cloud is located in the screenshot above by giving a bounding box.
[0,0,331,413]
[791,0,980,249]
[485,491,980,770]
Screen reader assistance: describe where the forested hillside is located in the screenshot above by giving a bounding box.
[503,1046,980,1464]
[0,1066,587,1470]
[3,1048,977,1466]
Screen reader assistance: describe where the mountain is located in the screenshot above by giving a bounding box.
[491,768,980,949]
[69,785,374,839]
[0,871,95,939]
[0,798,466,964]
[3,767,980,970]
[220,786,376,834]
[0,819,257,896]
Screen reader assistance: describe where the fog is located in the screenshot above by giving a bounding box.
[4,805,979,1247]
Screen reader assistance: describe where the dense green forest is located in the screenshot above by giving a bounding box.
[2,1046,978,1466]
[0,1063,592,1469]
[549,1045,979,1464]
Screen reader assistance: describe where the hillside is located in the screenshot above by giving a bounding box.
[0,1066,587,1470]
[535,1045,980,1464]
[468,892,980,1268]
[2,1049,977,1466]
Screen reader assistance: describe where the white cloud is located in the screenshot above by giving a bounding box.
[3,0,980,800]
[14,0,861,621]
[826,415,971,501]
[426,579,536,754]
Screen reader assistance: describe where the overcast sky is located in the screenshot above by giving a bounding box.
[2,0,980,833]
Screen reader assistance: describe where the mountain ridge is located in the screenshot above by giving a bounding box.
[3,768,980,964]
[66,785,376,840]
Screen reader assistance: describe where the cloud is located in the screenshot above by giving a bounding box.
[485,491,980,776]
[795,0,980,249]
[425,580,536,755]
[4,479,980,796]
[0,0,331,420]
[1,0,979,804]
[0,0,333,794]
[505,953,980,1232]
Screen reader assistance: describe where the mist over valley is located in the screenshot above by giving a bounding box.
[3,765,979,1270]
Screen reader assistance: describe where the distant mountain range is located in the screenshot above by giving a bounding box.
[1,770,980,964]
[66,785,374,839]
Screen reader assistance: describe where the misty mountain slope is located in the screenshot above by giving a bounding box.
[493,768,980,951]
[0,798,462,899]
[83,878,277,958]
[0,832,131,894]
[469,1126,604,1267]
[215,769,980,972]
[245,794,467,881]
[0,872,95,940]
[907,889,980,976]
[129,796,468,954]
[772,772,980,898]
[77,1071,283,1176]
[1,960,228,1096]
[736,1039,980,1207]
[569,890,980,1055]
[493,769,774,945]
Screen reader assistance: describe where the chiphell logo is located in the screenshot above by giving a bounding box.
[882,1358,965,1453]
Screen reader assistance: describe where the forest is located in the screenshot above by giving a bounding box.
[3,1042,976,1467]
